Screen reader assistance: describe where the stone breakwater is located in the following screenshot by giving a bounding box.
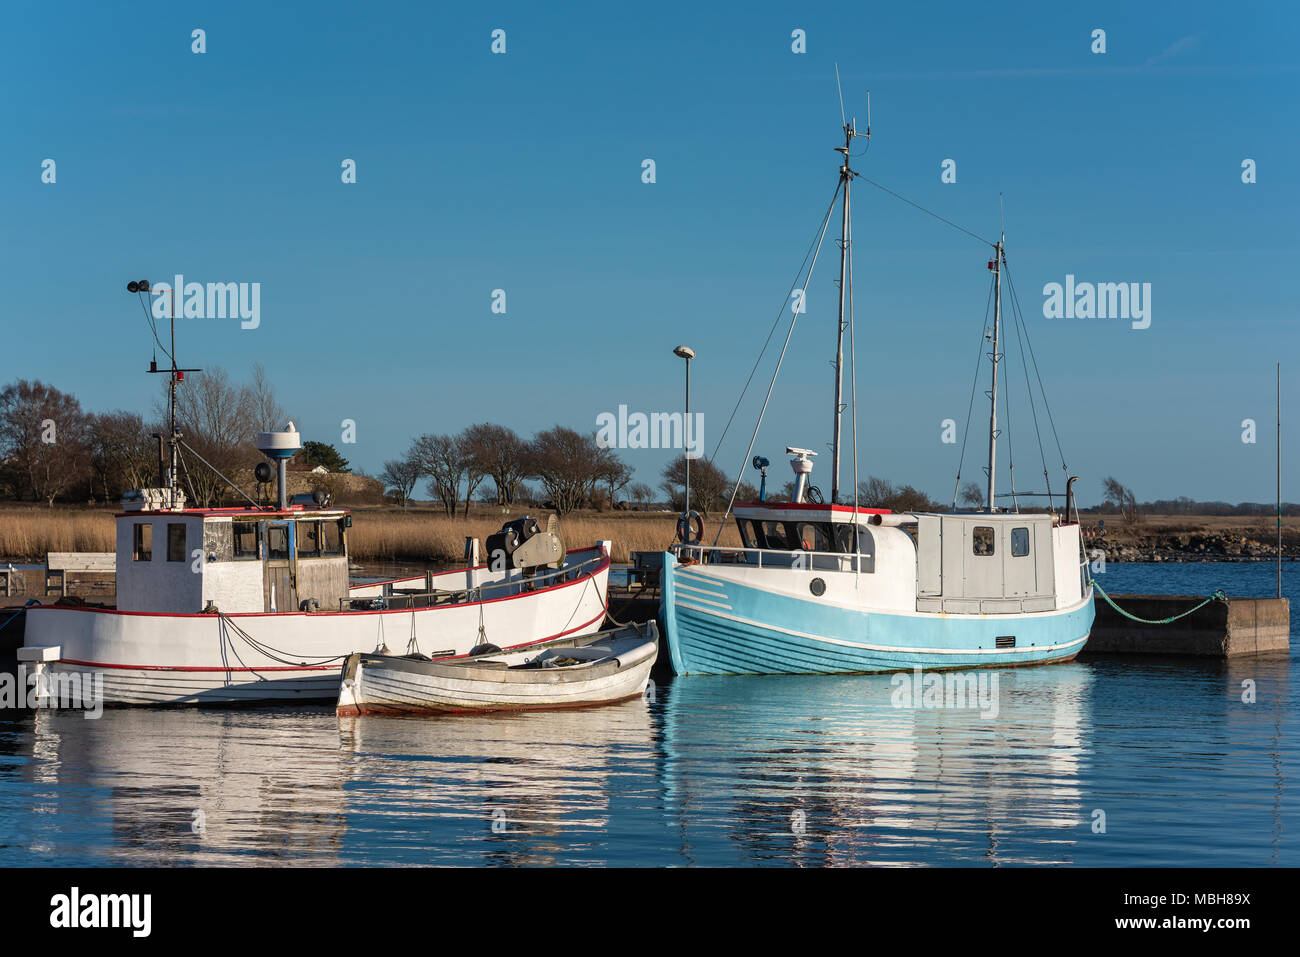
[1087,533,1297,563]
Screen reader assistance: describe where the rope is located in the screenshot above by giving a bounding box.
[952,274,996,508]
[217,611,350,667]
[850,171,996,248]
[1003,263,1070,488]
[1090,579,1227,624]
[713,179,843,544]
[603,578,656,628]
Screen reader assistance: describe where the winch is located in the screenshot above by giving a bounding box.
[485,515,564,575]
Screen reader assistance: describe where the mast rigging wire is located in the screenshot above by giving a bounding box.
[712,178,843,543]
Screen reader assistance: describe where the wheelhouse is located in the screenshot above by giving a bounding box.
[115,504,352,614]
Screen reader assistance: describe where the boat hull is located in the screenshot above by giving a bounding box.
[19,548,611,706]
[661,553,1094,675]
[337,623,658,715]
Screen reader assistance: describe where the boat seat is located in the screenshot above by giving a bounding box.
[532,645,611,664]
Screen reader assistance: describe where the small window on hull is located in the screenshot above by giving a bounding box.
[973,526,995,556]
[1011,527,1030,557]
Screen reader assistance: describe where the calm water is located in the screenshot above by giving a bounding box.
[0,562,1294,866]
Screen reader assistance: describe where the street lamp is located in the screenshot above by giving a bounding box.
[673,345,695,520]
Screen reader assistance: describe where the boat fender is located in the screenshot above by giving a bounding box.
[469,642,503,656]
[676,510,704,544]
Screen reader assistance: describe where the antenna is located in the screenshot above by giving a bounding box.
[865,90,871,139]
[835,63,846,126]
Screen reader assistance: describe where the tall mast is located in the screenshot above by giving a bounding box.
[985,237,1004,512]
[168,289,179,502]
[832,119,862,504]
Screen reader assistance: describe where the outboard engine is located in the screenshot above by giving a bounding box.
[485,515,565,576]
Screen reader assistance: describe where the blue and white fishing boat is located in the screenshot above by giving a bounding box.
[660,110,1094,676]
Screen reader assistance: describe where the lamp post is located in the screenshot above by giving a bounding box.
[673,345,695,517]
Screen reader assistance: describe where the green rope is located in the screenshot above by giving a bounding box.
[1089,579,1227,624]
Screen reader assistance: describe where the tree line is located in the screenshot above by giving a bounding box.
[0,370,340,507]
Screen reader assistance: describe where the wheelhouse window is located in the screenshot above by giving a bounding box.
[760,521,791,550]
[834,523,875,573]
[322,518,344,556]
[972,526,995,556]
[794,522,832,552]
[167,523,186,562]
[132,522,152,561]
[297,520,321,558]
[232,521,260,560]
[267,524,290,561]
[834,523,873,555]
[1011,527,1030,557]
[737,519,757,549]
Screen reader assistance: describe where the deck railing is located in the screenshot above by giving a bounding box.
[673,542,869,572]
[338,553,605,611]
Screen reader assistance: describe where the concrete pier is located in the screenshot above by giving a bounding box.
[1086,594,1290,657]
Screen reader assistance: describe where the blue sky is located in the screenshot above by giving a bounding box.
[3,1,1297,506]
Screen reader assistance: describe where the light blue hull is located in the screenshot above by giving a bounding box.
[661,552,1094,676]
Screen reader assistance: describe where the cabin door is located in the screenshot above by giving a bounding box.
[264,521,298,613]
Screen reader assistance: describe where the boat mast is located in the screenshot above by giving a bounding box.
[167,290,179,503]
[985,235,1004,512]
[832,118,864,504]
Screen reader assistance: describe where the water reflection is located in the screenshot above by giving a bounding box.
[0,648,1293,866]
[658,666,1096,866]
[336,703,656,866]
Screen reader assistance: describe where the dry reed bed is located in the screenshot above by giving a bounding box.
[0,507,741,564]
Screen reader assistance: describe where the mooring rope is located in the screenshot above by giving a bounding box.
[1089,579,1228,624]
[217,611,350,667]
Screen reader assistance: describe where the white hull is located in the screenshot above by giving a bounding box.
[20,547,611,705]
[338,623,658,715]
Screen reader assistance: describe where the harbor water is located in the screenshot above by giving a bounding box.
[0,562,1294,866]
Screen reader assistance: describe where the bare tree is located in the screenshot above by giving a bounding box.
[526,426,601,515]
[593,446,632,510]
[0,380,91,505]
[857,477,938,512]
[959,481,984,508]
[661,455,728,515]
[168,368,259,507]
[88,411,158,502]
[411,433,467,516]
[1102,476,1141,523]
[462,423,529,507]
[628,482,654,508]
[380,453,421,508]
[249,363,291,433]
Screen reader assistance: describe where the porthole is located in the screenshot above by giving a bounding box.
[810,577,826,597]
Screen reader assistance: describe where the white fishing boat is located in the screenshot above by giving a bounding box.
[336,621,658,715]
[17,284,612,705]
[660,106,1094,676]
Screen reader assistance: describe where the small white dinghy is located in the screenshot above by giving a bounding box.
[336,621,659,715]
